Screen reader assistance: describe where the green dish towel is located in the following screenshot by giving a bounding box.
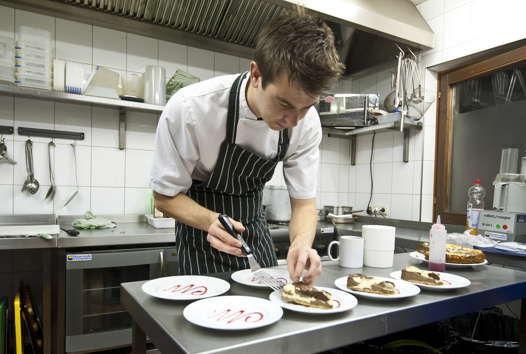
[72,211,116,230]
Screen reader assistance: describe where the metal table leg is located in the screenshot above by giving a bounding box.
[132,322,147,354]
[520,298,526,354]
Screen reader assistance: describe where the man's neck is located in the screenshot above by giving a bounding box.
[245,76,261,118]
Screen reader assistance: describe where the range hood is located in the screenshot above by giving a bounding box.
[0,0,434,75]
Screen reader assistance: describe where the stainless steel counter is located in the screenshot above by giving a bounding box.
[121,253,526,354]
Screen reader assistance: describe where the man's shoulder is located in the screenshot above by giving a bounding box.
[178,74,239,99]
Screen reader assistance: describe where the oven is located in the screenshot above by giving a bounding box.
[64,247,177,353]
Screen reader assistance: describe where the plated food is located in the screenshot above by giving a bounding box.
[401,266,443,286]
[418,243,486,264]
[281,282,333,309]
[346,273,397,295]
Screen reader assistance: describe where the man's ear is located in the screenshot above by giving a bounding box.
[249,61,261,88]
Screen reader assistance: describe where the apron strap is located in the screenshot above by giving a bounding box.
[226,72,247,144]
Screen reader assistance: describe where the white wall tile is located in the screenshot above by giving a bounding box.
[125,188,151,214]
[320,163,339,193]
[338,165,350,193]
[444,0,471,12]
[373,132,394,163]
[239,58,251,72]
[126,111,158,150]
[355,134,373,164]
[54,102,92,146]
[0,96,13,124]
[390,194,413,220]
[423,124,436,161]
[0,5,14,39]
[371,194,392,216]
[426,15,444,54]
[0,158,14,184]
[413,161,423,196]
[92,147,125,187]
[14,98,54,143]
[319,192,338,207]
[339,138,351,164]
[127,33,158,72]
[125,149,153,188]
[372,162,392,194]
[348,165,357,193]
[443,3,472,49]
[422,160,435,196]
[91,187,124,214]
[355,164,370,194]
[92,106,119,148]
[421,194,434,222]
[13,140,50,187]
[93,26,126,70]
[392,161,414,194]
[355,192,370,210]
[412,195,422,221]
[214,53,239,76]
[412,129,424,162]
[13,185,53,214]
[54,144,91,187]
[159,40,187,79]
[320,135,339,164]
[187,47,214,81]
[56,19,92,64]
[54,186,90,215]
[0,185,12,214]
[416,0,445,20]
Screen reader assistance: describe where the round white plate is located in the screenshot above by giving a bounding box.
[269,286,358,314]
[389,270,471,291]
[231,268,290,288]
[142,276,230,301]
[409,251,488,268]
[183,295,283,330]
[334,276,420,300]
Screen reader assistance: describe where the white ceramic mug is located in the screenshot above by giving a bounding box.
[362,225,396,268]
[327,236,364,268]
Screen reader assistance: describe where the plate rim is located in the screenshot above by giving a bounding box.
[409,251,488,267]
[142,275,231,300]
[334,275,420,299]
[231,268,291,288]
[183,295,283,330]
[389,270,471,290]
[268,286,358,314]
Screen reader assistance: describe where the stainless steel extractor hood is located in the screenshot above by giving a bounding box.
[0,0,434,75]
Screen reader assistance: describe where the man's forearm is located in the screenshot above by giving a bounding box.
[154,192,218,232]
[288,198,317,247]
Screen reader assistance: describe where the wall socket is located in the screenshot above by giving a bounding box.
[367,205,388,217]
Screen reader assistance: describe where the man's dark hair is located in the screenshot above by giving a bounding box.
[254,7,345,96]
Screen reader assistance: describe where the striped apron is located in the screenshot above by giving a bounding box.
[175,72,290,275]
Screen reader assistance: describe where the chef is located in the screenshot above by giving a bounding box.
[151,8,344,284]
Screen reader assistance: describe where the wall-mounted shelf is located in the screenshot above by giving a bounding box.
[323,114,423,165]
[0,84,165,150]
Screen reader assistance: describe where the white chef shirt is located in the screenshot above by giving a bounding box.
[150,73,321,200]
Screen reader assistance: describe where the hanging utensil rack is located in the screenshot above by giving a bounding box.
[17,127,84,141]
[0,125,14,135]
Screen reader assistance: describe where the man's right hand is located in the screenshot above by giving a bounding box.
[206,215,245,257]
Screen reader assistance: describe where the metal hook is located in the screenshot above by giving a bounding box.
[395,43,405,57]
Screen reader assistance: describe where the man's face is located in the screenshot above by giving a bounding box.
[249,64,319,131]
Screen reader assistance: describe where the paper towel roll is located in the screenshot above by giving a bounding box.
[364,249,394,268]
[362,225,396,251]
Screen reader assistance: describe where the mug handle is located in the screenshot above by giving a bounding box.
[327,240,340,261]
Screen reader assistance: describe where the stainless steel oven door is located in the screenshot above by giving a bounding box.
[65,247,177,353]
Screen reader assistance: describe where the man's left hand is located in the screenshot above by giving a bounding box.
[286,242,321,285]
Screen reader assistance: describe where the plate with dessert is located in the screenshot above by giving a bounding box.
[409,242,488,268]
[183,295,283,330]
[231,268,290,288]
[142,275,230,301]
[269,282,358,314]
[334,274,420,300]
[390,266,471,291]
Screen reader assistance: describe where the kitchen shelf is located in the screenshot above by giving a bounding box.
[323,114,423,165]
[0,84,164,150]
[0,84,164,112]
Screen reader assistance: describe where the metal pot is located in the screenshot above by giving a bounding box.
[263,186,291,222]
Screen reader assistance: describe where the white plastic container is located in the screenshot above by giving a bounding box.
[146,214,175,229]
[428,215,447,272]
[362,225,396,268]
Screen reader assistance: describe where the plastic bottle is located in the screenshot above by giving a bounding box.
[466,179,486,235]
[428,215,447,272]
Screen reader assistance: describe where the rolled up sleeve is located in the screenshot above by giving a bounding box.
[150,94,199,196]
[283,112,322,199]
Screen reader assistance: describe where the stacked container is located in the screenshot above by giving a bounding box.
[0,36,14,84]
[14,26,51,90]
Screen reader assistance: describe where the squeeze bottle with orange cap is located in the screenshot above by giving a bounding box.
[428,215,447,272]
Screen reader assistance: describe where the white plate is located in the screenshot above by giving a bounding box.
[183,295,283,330]
[231,268,291,288]
[389,270,471,291]
[269,286,358,314]
[409,251,488,268]
[142,276,230,301]
[334,276,420,300]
